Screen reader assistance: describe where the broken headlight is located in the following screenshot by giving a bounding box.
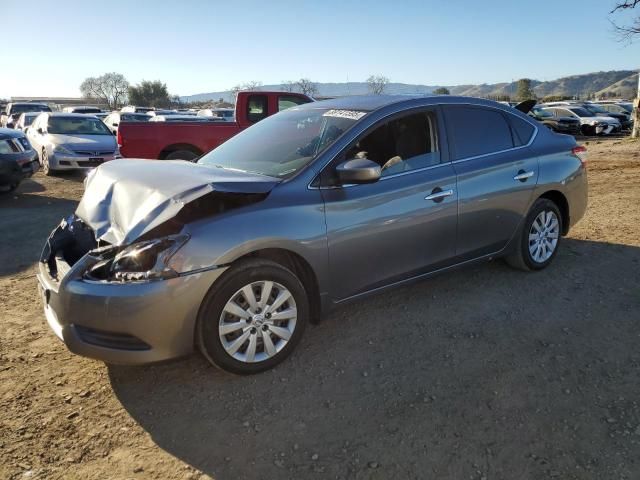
[86,234,189,282]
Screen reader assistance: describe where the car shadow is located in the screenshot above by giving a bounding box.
[109,238,640,479]
[0,177,80,277]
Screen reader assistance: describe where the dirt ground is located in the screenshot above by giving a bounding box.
[1,137,639,480]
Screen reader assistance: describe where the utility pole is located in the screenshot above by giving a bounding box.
[633,71,640,138]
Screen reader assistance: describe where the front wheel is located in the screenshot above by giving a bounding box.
[164,150,199,161]
[197,259,309,374]
[41,149,54,176]
[506,198,562,271]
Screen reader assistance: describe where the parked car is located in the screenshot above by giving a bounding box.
[595,102,634,116]
[14,112,40,133]
[62,106,103,114]
[0,128,39,192]
[102,111,151,135]
[121,105,155,113]
[148,115,211,122]
[542,106,619,135]
[529,106,581,135]
[146,109,179,117]
[1,103,52,129]
[118,91,313,160]
[583,103,630,130]
[37,95,588,374]
[27,113,120,175]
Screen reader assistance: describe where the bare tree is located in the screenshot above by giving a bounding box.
[611,1,640,40]
[609,2,640,137]
[296,78,318,97]
[366,75,390,95]
[282,80,297,93]
[79,73,129,109]
[230,81,263,101]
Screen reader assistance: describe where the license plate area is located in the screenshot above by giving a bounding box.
[86,158,104,167]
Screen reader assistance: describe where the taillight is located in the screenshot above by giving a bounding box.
[117,130,123,148]
[572,145,587,167]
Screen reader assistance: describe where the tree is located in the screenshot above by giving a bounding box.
[433,87,450,95]
[366,75,389,95]
[515,78,536,102]
[282,80,297,93]
[296,78,318,97]
[230,81,263,101]
[610,1,640,40]
[608,2,640,137]
[80,73,129,110]
[128,80,172,108]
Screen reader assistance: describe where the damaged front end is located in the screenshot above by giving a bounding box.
[40,158,277,283]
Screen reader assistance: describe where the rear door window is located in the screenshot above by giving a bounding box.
[247,95,268,123]
[444,106,514,160]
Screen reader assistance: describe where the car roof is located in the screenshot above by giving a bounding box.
[294,94,520,113]
[0,128,25,140]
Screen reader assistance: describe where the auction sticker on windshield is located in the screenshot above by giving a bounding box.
[322,109,367,120]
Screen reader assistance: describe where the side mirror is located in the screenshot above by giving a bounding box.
[37,128,45,135]
[335,158,381,185]
[112,122,119,127]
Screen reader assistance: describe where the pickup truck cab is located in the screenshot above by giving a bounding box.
[119,91,313,160]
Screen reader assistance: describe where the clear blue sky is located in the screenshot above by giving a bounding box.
[2,0,639,98]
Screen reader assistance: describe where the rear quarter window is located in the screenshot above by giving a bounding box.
[444,106,514,160]
[508,114,535,147]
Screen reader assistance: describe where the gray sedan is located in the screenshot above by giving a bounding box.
[27,113,120,175]
[37,95,588,374]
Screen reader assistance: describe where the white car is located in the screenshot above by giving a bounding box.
[541,106,620,136]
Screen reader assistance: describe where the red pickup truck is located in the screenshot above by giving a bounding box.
[118,91,313,160]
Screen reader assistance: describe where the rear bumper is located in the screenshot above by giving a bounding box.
[36,256,227,364]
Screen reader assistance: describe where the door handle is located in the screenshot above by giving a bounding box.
[513,170,534,182]
[425,188,454,202]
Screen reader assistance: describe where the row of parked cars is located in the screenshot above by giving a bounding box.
[527,100,633,136]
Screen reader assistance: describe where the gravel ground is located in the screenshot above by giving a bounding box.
[1,137,639,480]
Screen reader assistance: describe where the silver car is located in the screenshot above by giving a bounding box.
[27,113,120,175]
[37,95,588,374]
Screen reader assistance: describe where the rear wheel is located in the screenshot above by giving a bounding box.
[506,198,562,271]
[197,259,309,374]
[164,149,199,161]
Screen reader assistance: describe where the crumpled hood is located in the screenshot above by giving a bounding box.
[76,159,279,246]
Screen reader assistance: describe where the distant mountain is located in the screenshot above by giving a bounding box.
[596,72,638,98]
[180,69,638,103]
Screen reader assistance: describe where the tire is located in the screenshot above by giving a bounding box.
[197,259,309,374]
[506,198,563,271]
[41,149,55,176]
[164,149,199,161]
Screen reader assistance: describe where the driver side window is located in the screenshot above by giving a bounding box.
[346,110,439,177]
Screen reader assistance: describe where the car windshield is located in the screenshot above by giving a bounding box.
[585,104,609,114]
[198,107,365,178]
[47,116,112,135]
[569,107,594,117]
[11,104,51,114]
[533,108,553,118]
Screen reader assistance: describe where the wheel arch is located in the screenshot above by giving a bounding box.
[158,143,203,160]
[231,248,322,323]
[537,190,570,235]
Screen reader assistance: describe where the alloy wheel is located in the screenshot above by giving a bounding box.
[528,210,559,263]
[218,281,297,363]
